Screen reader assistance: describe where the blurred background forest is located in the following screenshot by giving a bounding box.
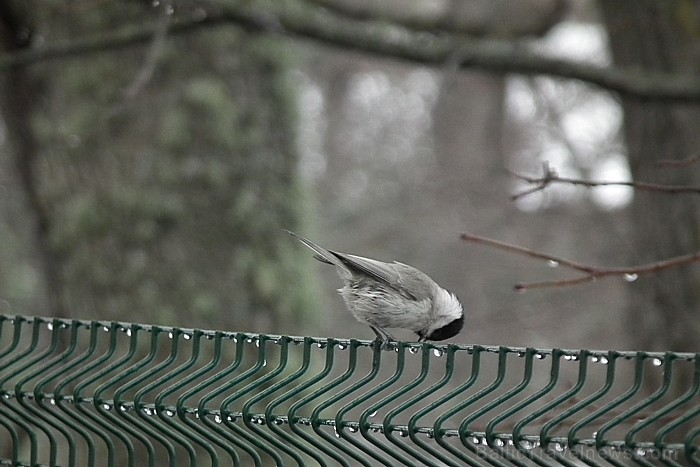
[1,0,699,354]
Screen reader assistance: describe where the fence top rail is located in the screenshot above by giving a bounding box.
[2,313,696,360]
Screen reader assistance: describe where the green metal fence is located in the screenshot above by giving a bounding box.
[0,314,697,466]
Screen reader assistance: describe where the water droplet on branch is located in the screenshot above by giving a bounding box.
[623,273,639,282]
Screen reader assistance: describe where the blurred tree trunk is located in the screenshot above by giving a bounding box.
[0,3,60,318]
[600,0,700,353]
[0,1,315,334]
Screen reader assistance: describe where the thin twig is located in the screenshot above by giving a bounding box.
[657,154,700,168]
[509,163,700,200]
[460,233,700,291]
[515,275,598,290]
[460,232,596,273]
[122,9,170,101]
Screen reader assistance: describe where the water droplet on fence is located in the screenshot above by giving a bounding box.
[143,407,155,416]
[168,331,174,339]
[164,409,175,417]
[334,426,340,438]
[652,357,663,366]
[599,356,609,365]
[494,438,504,447]
[547,260,559,268]
[433,349,443,357]
[102,326,110,332]
[338,343,346,350]
[519,440,533,450]
[536,353,546,360]
[214,414,222,424]
[409,346,420,354]
[49,397,56,405]
[227,414,237,423]
[399,430,408,438]
[547,441,566,452]
[126,328,132,337]
[369,410,378,418]
[316,342,326,349]
[273,418,285,425]
[472,436,481,444]
[623,273,638,282]
[47,322,53,330]
[348,425,358,433]
[183,333,191,340]
[101,403,111,411]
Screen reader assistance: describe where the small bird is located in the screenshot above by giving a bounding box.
[285,230,464,343]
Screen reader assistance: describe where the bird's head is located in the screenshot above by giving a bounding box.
[418,288,465,342]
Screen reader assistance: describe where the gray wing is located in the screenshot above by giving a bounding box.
[335,254,435,301]
[286,229,436,301]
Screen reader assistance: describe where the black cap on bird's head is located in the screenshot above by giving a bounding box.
[425,314,465,341]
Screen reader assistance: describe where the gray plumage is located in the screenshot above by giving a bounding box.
[285,230,464,342]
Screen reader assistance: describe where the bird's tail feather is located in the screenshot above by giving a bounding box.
[283,230,350,274]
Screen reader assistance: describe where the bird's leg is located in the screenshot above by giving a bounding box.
[369,325,396,348]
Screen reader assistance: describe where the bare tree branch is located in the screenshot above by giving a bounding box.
[509,162,700,200]
[305,0,567,37]
[657,154,700,168]
[461,233,700,291]
[1,2,700,102]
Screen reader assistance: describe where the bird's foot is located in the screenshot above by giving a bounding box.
[370,325,397,350]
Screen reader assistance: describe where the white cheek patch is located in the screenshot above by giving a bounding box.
[433,288,463,322]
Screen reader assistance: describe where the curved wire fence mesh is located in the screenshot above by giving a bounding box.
[0,314,697,466]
